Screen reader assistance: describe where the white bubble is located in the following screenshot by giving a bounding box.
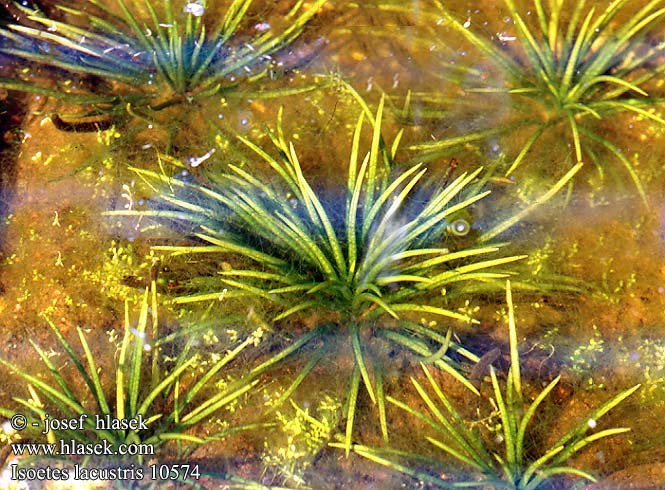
[184,1,205,17]
[2,420,14,435]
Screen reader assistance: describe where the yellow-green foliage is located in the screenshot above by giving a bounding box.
[262,395,341,486]
[569,324,606,389]
[619,337,665,405]
[81,240,159,302]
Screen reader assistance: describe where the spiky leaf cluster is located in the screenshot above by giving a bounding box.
[0,284,262,468]
[347,282,640,489]
[410,0,665,203]
[132,98,524,324]
[0,0,325,112]
[114,98,527,450]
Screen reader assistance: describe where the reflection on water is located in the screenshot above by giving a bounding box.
[0,0,663,488]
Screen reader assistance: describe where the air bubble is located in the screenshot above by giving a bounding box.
[184,2,205,17]
[449,219,471,237]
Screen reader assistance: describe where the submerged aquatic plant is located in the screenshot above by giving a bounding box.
[346,281,640,489]
[0,0,326,119]
[0,284,262,475]
[411,0,665,203]
[112,97,532,453]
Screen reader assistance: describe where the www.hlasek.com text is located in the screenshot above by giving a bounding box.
[11,438,154,457]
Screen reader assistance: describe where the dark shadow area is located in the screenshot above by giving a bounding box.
[0,63,27,284]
